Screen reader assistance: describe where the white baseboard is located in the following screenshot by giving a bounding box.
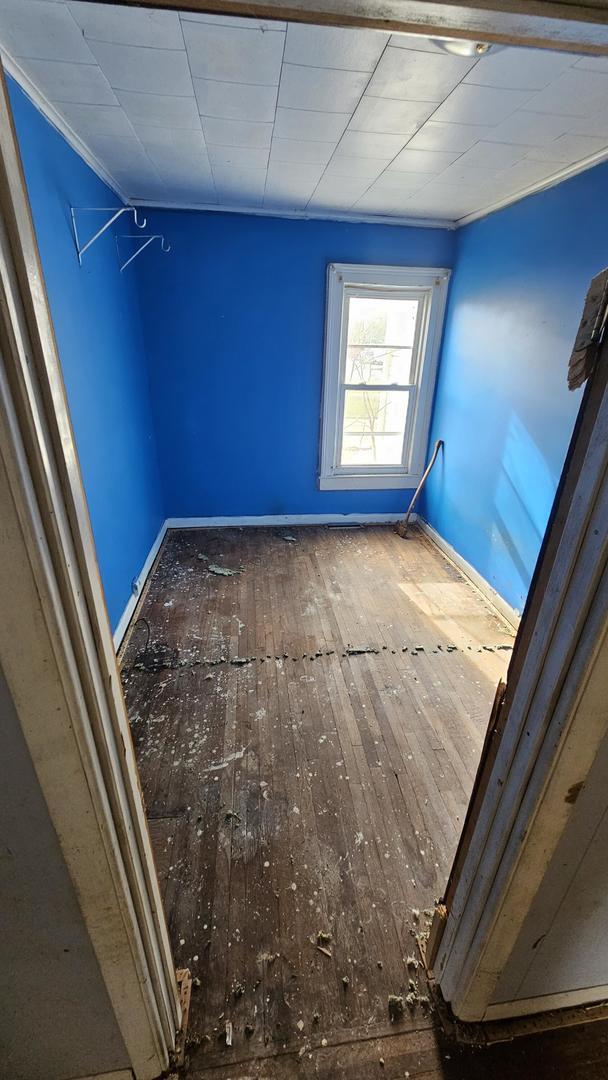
[165,512,407,528]
[112,512,413,650]
[416,518,521,632]
[113,520,168,650]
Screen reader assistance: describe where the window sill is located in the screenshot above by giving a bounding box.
[319,473,421,491]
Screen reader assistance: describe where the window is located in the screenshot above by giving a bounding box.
[319,263,450,490]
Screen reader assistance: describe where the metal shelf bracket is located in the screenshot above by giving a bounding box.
[70,205,147,264]
[116,233,171,273]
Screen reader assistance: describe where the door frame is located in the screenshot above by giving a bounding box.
[116,0,608,54]
[0,66,181,1078]
[2,0,608,1052]
[431,272,608,1021]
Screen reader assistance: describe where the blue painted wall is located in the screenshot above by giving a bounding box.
[422,162,608,613]
[138,210,455,517]
[9,79,164,631]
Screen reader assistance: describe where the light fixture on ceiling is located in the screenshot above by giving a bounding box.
[432,38,501,57]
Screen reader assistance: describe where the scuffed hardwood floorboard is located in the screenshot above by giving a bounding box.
[119,525,608,1077]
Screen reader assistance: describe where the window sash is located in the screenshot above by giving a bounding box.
[319,263,450,490]
[332,286,429,475]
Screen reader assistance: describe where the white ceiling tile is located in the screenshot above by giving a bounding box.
[487,110,570,146]
[117,89,201,130]
[266,160,325,185]
[388,147,460,172]
[349,96,435,135]
[454,140,530,169]
[88,40,193,96]
[406,120,491,152]
[84,131,161,177]
[574,55,608,72]
[139,127,207,156]
[284,24,388,72]
[525,133,607,164]
[180,13,286,31]
[367,46,475,102]
[337,129,406,158]
[278,65,368,113]
[495,158,561,186]
[325,155,391,179]
[149,156,214,189]
[270,137,336,165]
[388,34,447,53]
[213,166,266,206]
[432,84,533,125]
[58,100,134,137]
[465,46,575,90]
[193,79,277,122]
[406,184,488,214]
[373,169,437,192]
[69,2,183,49]
[182,20,284,85]
[202,117,272,149]
[18,56,118,105]
[308,175,372,207]
[263,183,318,210]
[150,161,215,193]
[521,68,608,117]
[434,161,499,186]
[568,114,608,138]
[152,179,217,204]
[135,125,203,150]
[0,0,95,63]
[208,145,270,170]
[274,107,350,141]
[122,176,171,202]
[351,189,401,213]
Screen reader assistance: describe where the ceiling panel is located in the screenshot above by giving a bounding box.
[284,23,388,72]
[117,89,201,130]
[0,0,96,63]
[278,65,369,113]
[69,1,183,50]
[2,1,608,226]
[366,46,476,102]
[86,40,193,96]
[193,79,277,123]
[182,19,284,84]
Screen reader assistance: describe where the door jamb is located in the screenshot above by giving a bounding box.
[0,64,181,1077]
[432,271,608,1021]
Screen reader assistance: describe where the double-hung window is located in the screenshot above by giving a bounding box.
[319,263,450,490]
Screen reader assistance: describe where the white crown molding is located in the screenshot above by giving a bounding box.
[3,53,129,204]
[130,196,456,230]
[457,144,608,227]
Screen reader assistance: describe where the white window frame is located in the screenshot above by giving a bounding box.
[319,263,450,491]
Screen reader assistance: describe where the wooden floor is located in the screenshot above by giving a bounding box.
[120,525,608,1078]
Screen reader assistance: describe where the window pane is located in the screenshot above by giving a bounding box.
[346,296,418,350]
[340,388,410,467]
[345,345,413,385]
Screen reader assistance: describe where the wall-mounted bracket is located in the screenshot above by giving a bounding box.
[70,205,147,264]
[116,234,171,273]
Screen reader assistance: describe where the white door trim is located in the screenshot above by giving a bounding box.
[0,65,180,1077]
[434,315,608,1021]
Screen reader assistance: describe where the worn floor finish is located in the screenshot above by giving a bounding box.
[118,525,606,1078]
